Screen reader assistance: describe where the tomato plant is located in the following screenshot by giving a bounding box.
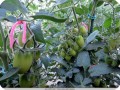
[0,0,120,88]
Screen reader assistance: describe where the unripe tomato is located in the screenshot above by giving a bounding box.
[67,39,73,46]
[68,48,76,56]
[19,73,35,87]
[73,28,79,33]
[93,78,101,87]
[13,51,33,74]
[105,57,112,65]
[60,49,66,58]
[62,42,68,49]
[18,31,33,48]
[65,54,71,61]
[111,60,118,67]
[75,35,84,48]
[73,42,79,52]
[80,26,88,35]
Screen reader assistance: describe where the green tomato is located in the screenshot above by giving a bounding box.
[19,73,35,87]
[73,28,79,33]
[73,42,79,52]
[68,48,76,56]
[60,49,66,57]
[13,51,33,74]
[75,35,84,48]
[80,26,88,35]
[111,60,118,67]
[67,39,73,46]
[93,78,101,87]
[65,54,71,61]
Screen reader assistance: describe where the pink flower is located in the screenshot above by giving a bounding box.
[9,20,27,49]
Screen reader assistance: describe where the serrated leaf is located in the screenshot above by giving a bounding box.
[0,67,19,81]
[83,78,92,85]
[30,22,45,43]
[88,63,112,77]
[74,73,83,84]
[75,51,91,69]
[86,30,99,45]
[31,10,67,23]
[103,18,112,28]
[0,0,28,13]
[51,55,69,68]
[85,42,105,50]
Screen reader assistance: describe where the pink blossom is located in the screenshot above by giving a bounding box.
[9,20,27,49]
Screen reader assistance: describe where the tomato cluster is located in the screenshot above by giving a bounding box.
[58,23,88,62]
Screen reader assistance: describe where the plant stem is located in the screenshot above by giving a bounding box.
[89,0,97,34]
[72,7,80,33]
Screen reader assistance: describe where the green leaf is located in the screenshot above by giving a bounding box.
[86,30,99,45]
[83,78,92,85]
[88,63,112,77]
[85,42,105,50]
[75,51,91,69]
[30,22,45,43]
[0,0,28,13]
[52,68,66,76]
[95,49,106,60]
[75,7,84,15]
[74,73,83,84]
[65,70,73,78]
[5,16,17,22]
[51,54,69,68]
[54,0,68,6]
[103,18,112,28]
[31,10,67,23]
[0,8,6,20]
[41,56,50,69]
[0,67,19,81]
